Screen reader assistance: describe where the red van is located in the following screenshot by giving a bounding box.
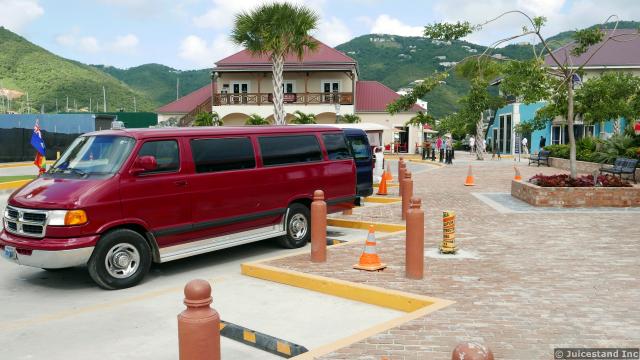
[1,126,356,289]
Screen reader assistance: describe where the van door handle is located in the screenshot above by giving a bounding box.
[174,180,188,187]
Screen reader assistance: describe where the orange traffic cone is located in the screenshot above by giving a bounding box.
[464,165,475,186]
[377,175,388,195]
[354,226,386,271]
[384,163,393,181]
[514,166,522,181]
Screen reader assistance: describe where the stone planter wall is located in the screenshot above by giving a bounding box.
[549,157,640,179]
[511,180,640,207]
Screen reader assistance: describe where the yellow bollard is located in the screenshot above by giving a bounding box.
[440,211,457,254]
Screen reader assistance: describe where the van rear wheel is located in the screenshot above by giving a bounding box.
[278,203,311,249]
[88,229,151,290]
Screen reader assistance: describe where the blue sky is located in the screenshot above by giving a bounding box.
[2,0,640,70]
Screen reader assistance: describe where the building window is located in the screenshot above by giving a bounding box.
[584,125,595,137]
[282,81,295,93]
[321,80,341,103]
[551,125,563,145]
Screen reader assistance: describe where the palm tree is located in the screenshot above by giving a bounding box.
[291,110,316,124]
[245,114,270,125]
[340,114,361,123]
[231,3,319,125]
[193,111,222,126]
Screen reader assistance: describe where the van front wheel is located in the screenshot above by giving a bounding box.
[278,204,311,249]
[88,229,152,290]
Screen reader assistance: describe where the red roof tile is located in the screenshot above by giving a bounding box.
[216,39,356,67]
[157,84,212,113]
[355,81,424,113]
[545,29,640,67]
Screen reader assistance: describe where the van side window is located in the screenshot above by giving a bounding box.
[259,135,322,166]
[191,137,255,173]
[138,140,179,173]
[347,137,370,160]
[322,134,352,160]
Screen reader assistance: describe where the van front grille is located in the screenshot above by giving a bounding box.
[3,206,48,238]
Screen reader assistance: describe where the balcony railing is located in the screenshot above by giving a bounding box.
[213,92,353,106]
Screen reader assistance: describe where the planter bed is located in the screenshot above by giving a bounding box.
[511,180,640,207]
[549,157,640,180]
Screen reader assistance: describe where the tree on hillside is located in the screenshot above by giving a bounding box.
[231,3,318,125]
[245,114,269,125]
[291,110,316,124]
[388,13,638,178]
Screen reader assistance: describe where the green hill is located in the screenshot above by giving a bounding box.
[93,63,211,106]
[0,26,155,113]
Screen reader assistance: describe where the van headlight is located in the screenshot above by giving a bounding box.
[49,210,88,226]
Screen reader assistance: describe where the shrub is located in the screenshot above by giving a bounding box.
[544,144,570,159]
[529,173,631,187]
[591,134,635,164]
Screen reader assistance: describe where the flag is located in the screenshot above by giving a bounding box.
[31,119,46,174]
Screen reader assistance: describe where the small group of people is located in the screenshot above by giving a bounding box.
[423,135,454,164]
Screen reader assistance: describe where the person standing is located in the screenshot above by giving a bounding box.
[436,136,443,163]
[469,136,475,154]
[521,136,529,155]
[445,136,453,164]
[422,138,432,160]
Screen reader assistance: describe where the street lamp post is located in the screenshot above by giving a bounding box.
[334,102,341,123]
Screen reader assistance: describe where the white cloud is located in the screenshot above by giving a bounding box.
[79,36,101,53]
[430,0,640,46]
[315,16,352,46]
[109,34,139,53]
[370,14,423,37]
[179,34,242,67]
[55,29,140,55]
[193,0,326,29]
[0,0,44,32]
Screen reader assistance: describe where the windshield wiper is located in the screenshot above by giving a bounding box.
[65,168,88,177]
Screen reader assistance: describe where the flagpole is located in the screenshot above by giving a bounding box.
[103,86,107,112]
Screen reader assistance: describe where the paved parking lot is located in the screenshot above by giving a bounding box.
[0,193,401,360]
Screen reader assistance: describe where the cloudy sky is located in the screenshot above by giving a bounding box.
[2,0,640,70]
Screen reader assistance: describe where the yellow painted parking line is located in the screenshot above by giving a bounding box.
[0,161,54,169]
[327,218,405,233]
[0,276,225,332]
[240,258,454,360]
[0,179,31,191]
[364,196,402,204]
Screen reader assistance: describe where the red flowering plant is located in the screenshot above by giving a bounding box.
[529,174,632,187]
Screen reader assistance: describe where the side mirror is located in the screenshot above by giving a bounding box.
[131,155,157,174]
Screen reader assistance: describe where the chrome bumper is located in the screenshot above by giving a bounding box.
[3,246,94,269]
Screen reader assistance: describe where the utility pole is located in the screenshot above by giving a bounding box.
[41,104,44,114]
[66,96,69,112]
[89,97,92,112]
[26,92,30,114]
[55,99,58,113]
[176,77,180,100]
[74,99,77,111]
[133,96,137,112]
[103,86,107,112]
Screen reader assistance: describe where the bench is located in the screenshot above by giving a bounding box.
[528,150,550,167]
[599,157,638,183]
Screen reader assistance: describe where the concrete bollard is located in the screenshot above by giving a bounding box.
[405,197,424,279]
[401,169,413,220]
[178,279,220,360]
[311,190,327,262]
[452,342,494,360]
[398,158,406,196]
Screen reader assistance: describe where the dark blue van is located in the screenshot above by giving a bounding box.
[342,128,373,198]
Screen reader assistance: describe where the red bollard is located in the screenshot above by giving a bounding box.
[401,169,413,220]
[178,279,220,360]
[398,159,406,197]
[311,190,327,262]
[406,197,424,279]
[452,342,494,360]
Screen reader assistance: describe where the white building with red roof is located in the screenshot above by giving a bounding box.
[157,39,425,153]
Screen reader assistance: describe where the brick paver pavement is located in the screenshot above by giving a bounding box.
[267,153,640,359]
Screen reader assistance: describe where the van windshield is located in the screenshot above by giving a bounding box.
[49,135,135,177]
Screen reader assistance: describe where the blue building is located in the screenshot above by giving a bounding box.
[486,28,640,155]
